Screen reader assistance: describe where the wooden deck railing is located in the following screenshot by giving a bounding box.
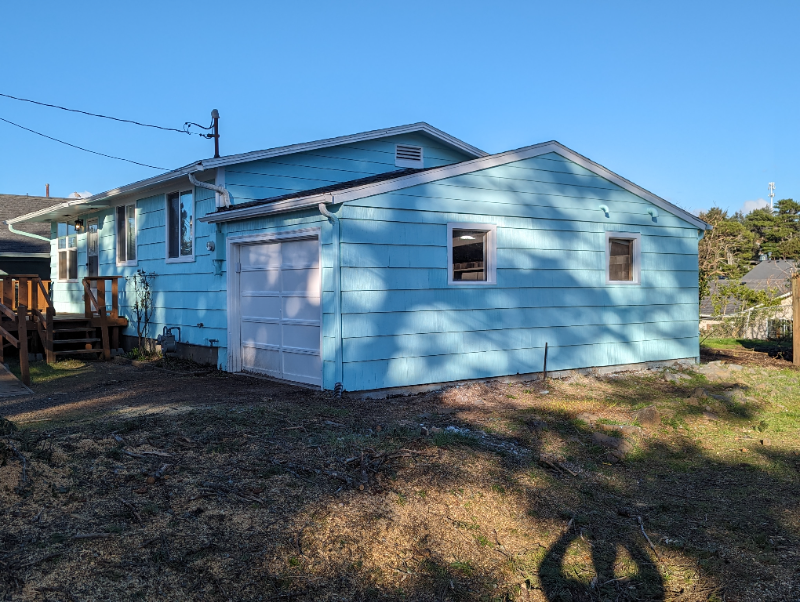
[0,275,54,385]
[82,276,122,320]
[83,277,124,360]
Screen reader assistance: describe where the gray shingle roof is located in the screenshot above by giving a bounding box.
[0,195,65,254]
[700,260,796,316]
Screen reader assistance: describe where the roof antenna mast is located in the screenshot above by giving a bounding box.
[768,182,775,211]
[184,109,221,158]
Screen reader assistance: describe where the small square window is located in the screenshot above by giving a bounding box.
[448,223,496,285]
[606,232,641,285]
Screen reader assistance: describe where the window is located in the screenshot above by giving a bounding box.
[116,204,137,265]
[447,223,497,285]
[57,222,78,280]
[167,190,194,261]
[606,232,641,284]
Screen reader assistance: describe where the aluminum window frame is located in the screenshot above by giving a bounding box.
[165,189,196,264]
[447,222,497,286]
[605,231,642,285]
[115,203,138,267]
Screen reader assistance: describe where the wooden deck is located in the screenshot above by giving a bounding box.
[1,275,129,384]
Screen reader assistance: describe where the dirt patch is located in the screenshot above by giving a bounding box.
[1,360,799,601]
[701,346,795,368]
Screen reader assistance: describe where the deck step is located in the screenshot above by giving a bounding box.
[52,327,95,333]
[53,338,101,344]
[53,349,103,356]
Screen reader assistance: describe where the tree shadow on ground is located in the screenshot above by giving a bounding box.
[1,364,799,601]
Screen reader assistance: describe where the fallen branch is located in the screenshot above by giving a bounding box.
[15,552,62,569]
[9,442,27,483]
[200,481,267,505]
[557,462,578,477]
[73,532,113,540]
[118,498,141,523]
[637,516,662,561]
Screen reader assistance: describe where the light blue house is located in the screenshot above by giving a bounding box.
[9,123,710,391]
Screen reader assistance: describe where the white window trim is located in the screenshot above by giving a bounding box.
[165,188,196,264]
[116,203,138,267]
[56,222,79,282]
[447,222,497,286]
[605,231,642,285]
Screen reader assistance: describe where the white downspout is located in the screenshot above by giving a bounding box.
[188,172,231,208]
[4,221,50,242]
[318,199,343,394]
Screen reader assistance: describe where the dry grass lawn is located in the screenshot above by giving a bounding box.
[1,356,799,601]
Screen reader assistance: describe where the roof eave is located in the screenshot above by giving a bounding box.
[201,140,710,230]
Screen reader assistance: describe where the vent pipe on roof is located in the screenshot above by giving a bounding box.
[46,183,50,198]
[188,172,231,208]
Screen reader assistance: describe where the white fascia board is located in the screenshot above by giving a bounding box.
[198,122,487,170]
[199,141,710,230]
[329,141,711,231]
[13,123,484,222]
[200,194,330,224]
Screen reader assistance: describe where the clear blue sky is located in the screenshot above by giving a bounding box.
[1,1,795,216]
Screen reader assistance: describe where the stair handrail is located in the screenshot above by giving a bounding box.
[0,299,31,385]
[82,277,112,360]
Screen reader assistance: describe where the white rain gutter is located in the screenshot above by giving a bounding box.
[3,221,50,242]
[318,199,343,393]
[188,173,231,208]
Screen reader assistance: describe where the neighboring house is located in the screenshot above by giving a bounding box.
[0,194,69,279]
[8,122,711,391]
[700,260,795,339]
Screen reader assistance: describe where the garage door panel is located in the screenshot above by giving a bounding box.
[241,242,281,268]
[241,295,281,319]
[239,237,321,387]
[283,323,320,352]
[281,239,319,268]
[241,321,281,346]
[240,269,281,292]
[283,352,321,386]
[282,295,320,321]
[282,268,320,294]
[242,346,281,375]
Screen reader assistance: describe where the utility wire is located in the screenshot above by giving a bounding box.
[0,91,199,135]
[0,116,169,171]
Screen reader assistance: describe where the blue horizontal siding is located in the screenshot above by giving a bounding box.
[343,336,698,390]
[338,286,698,314]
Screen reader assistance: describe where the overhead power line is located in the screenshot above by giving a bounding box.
[0,91,200,136]
[0,116,168,171]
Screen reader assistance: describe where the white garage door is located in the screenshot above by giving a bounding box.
[238,237,321,386]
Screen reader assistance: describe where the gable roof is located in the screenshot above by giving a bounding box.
[699,260,795,316]
[7,122,485,225]
[0,195,67,254]
[740,259,796,290]
[201,140,711,231]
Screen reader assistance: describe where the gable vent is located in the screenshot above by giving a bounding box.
[395,144,424,168]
